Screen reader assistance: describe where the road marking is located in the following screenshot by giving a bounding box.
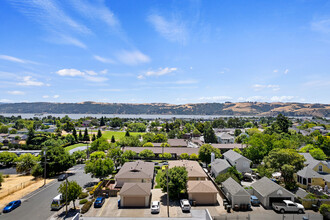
[98,198,110,217]
[22,180,58,201]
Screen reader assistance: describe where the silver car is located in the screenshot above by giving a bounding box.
[180,199,191,212]
[151,201,160,214]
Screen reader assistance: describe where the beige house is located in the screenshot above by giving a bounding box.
[119,182,151,207]
[187,181,218,205]
[115,161,154,187]
[169,160,207,181]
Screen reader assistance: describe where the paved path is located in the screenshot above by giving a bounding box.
[69,146,88,154]
[0,164,95,220]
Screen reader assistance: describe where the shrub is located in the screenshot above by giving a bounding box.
[79,199,88,204]
[79,192,88,199]
[81,201,93,214]
[154,166,161,170]
[86,187,94,192]
[320,204,330,217]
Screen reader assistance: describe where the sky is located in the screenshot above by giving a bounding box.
[0,0,330,104]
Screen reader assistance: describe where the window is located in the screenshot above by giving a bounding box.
[319,166,323,172]
[303,178,307,185]
[308,178,311,184]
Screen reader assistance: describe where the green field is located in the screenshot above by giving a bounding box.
[102,131,145,141]
[64,143,86,152]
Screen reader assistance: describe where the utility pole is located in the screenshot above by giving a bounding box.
[43,150,46,186]
[166,166,169,218]
[65,173,68,215]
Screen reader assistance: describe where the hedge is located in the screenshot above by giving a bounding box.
[81,201,93,214]
[79,199,88,205]
[79,192,88,199]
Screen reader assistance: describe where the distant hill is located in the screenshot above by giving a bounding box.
[0,102,329,117]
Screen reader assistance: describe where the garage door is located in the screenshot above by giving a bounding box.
[190,193,216,205]
[269,197,291,206]
[123,196,145,207]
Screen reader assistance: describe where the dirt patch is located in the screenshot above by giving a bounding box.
[0,174,35,198]
[0,175,55,209]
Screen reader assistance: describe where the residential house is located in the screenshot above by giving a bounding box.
[119,182,151,207]
[123,147,198,159]
[82,120,91,127]
[215,133,235,144]
[168,139,188,147]
[212,144,246,152]
[210,159,231,177]
[223,150,251,173]
[168,160,207,181]
[222,177,250,208]
[187,180,218,205]
[251,177,295,208]
[115,161,154,187]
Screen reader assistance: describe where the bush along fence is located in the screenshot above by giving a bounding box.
[93,179,119,198]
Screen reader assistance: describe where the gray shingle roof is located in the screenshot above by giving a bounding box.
[251,177,294,197]
[115,161,154,179]
[299,153,315,165]
[216,133,234,140]
[295,188,308,199]
[223,150,251,163]
[211,159,231,174]
[297,166,321,178]
[120,182,151,196]
[222,177,249,196]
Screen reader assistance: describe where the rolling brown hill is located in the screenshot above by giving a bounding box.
[0,102,329,117]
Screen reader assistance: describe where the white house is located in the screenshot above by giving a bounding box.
[215,133,235,144]
[223,150,251,173]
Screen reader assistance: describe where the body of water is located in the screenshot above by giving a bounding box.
[0,113,315,120]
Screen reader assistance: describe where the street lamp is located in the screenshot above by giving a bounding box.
[43,149,47,186]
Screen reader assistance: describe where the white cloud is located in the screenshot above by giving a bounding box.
[270,96,295,102]
[146,67,177,76]
[240,96,267,102]
[0,55,26,63]
[56,68,108,82]
[17,76,45,86]
[137,75,145,80]
[273,69,278,73]
[253,84,280,91]
[147,14,187,44]
[284,69,289,74]
[116,50,150,65]
[199,96,232,102]
[100,69,108,74]
[56,69,84,76]
[93,55,115,64]
[53,95,60,98]
[0,99,12,103]
[42,95,49,98]
[311,19,330,34]
[7,91,25,95]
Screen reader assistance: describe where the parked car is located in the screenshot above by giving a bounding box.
[3,200,21,213]
[94,197,105,208]
[51,194,64,210]
[151,201,160,214]
[250,195,260,206]
[180,199,191,212]
[272,200,304,214]
[163,162,169,165]
[58,174,67,181]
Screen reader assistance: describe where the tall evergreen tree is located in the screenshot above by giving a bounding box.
[100,117,105,126]
[204,127,217,143]
[97,129,102,139]
[92,134,96,141]
[83,128,89,141]
[78,130,82,141]
[72,128,78,142]
[125,131,130,137]
[111,135,116,143]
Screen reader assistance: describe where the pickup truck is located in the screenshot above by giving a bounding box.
[272,200,305,214]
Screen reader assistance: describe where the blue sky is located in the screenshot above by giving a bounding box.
[0,0,330,104]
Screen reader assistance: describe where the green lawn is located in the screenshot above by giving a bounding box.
[64,143,86,152]
[155,169,163,189]
[102,131,145,141]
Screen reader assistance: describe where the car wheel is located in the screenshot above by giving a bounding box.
[280,209,285,213]
[298,209,303,214]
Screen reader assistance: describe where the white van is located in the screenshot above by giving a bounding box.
[51,194,64,210]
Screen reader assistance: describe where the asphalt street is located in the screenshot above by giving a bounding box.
[0,164,95,220]
[0,167,17,175]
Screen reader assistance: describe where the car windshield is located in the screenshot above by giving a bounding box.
[7,202,14,206]
[152,205,157,208]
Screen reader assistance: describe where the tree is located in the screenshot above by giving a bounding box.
[26,125,35,145]
[0,173,3,187]
[78,130,83,141]
[159,152,172,160]
[72,150,87,163]
[63,121,74,132]
[97,130,102,139]
[90,137,110,152]
[0,125,8,133]
[234,129,242,137]
[41,146,76,177]
[90,151,106,161]
[198,144,221,164]
[263,149,305,189]
[256,165,273,178]
[180,153,190,160]
[58,180,82,209]
[122,150,136,160]
[85,158,114,180]
[0,152,18,166]
[215,173,239,184]
[15,153,37,174]
[72,128,78,142]
[233,148,242,154]
[31,163,43,177]
[125,131,130,137]
[65,134,76,145]
[9,129,17,134]
[161,143,170,148]
[319,204,330,217]
[139,149,155,159]
[111,135,116,143]
[192,128,201,137]
[127,123,146,132]
[153,134,167,143]
[83,128,89,141]
[118,136,141,147]
[204,127,217,143]
[107,147,125,169]
[310,148,327,160]
[159,166,187,199]
[110,117,122,128]
[271,114,291,133]
[92,134,96,141]
[190,153,198,160]
[100,117,105,126]
[143,142,154,147]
